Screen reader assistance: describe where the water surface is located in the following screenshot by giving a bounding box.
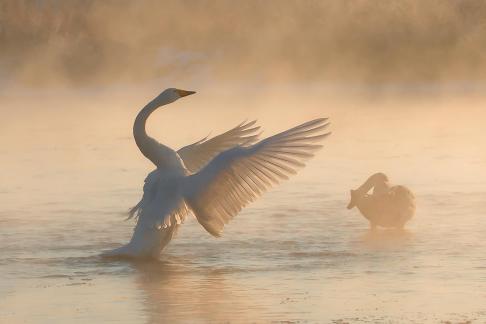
[1,90,485,323]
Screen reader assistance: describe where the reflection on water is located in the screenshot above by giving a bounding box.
[1,92,486,323]
[133,260,266,323]
[358,228,413,249]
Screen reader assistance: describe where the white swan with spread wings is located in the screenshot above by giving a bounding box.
[104,88,330,258]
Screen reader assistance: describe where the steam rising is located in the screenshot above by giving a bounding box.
[2,0,486,85]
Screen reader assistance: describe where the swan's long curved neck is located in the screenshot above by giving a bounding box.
[356,173,388,195]
[133,99,159,145]
[133,98,172,168]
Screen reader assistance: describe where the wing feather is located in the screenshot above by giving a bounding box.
[183,118,330,237]
[177,120,261,173]
[128,170,190,230]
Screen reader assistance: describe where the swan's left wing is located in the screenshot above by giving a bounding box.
[177,120,260,173]
[127,170,159,220]
[155,199,190,230]
[183,118,330,237]
[128,170,189,229]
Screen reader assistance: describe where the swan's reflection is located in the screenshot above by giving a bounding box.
[131,257,264,323]
[359,228,413,249]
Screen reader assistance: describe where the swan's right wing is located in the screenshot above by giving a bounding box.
[183,118,330,237]
[177,120,260,173]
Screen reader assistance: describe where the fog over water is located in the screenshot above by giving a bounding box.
[1,1,486,323]
[3,0,486,85]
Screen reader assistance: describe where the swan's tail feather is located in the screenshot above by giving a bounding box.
[102,224,179,259]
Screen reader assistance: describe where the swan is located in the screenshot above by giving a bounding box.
[347,173,415,230]
[103,88,330,258]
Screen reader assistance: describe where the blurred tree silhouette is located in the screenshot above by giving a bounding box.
[1,0,486,85]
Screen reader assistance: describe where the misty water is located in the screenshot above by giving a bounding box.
[1,86,485,323]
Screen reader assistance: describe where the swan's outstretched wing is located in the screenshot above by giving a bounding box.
[128,169,190,229]
[183,118,330,237]
[128,170,159,220]
[177,120,260,173]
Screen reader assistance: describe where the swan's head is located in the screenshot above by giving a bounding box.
[153,88,196,106]
[347,189,360,209]
[371,172,389,183]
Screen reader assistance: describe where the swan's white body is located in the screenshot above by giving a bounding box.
[103,88,330,259]
[347,173,415,229]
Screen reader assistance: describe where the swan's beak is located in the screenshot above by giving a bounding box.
[176,89,196,97]
[347,202,355,209]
